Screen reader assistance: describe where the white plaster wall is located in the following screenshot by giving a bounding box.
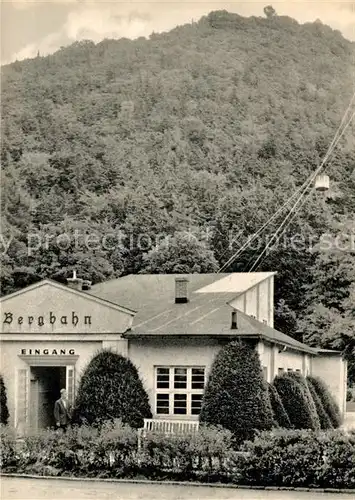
[229,277,274,327]
[1,282,133,334]
[245,286,257,317]
[0,340,103,428]
[128,337,225,419]
[311,355,347,416]
[257,342,273,382]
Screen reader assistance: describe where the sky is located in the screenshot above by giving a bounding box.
[1,1,355,64]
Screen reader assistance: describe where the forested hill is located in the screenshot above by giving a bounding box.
[1,10,355,372]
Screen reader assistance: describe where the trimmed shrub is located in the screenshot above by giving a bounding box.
[238,429,355,488]
[307,376,342,428]
[73,350,152,428]
[199,341,273,443]
[0,375,9,425]
[0,425,17,470]
[273,375,319,430]
[285,372,320,430]
[307,380,333,429]
[267,383,292,428]
[139,425,235,481]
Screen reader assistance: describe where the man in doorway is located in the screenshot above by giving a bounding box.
[54,388,71,432]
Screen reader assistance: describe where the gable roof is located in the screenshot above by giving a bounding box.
[0,279,136,316]
[231,309,318,355]
[89,272,275,326]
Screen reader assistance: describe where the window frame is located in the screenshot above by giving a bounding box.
[155,366,205,417]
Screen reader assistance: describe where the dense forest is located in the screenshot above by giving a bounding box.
[1,10,354,379]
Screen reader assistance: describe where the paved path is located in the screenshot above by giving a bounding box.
[0,477,352,500]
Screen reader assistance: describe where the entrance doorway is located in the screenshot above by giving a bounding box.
[29,367,66,429]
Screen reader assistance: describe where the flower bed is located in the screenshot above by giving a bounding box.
[1,423,354,488]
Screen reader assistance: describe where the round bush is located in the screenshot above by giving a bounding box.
[306,376,342,428]
[0,374,9,426]
[199,341,273,442]
[273,375,319,430]
[73,350,152,428]
[267,383,292,428]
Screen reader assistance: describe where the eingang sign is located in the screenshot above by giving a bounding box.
[20,348,76,355]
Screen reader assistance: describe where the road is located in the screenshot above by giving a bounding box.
[1,477,353,500]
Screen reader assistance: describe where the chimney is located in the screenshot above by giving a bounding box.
[175,277,189,304]
[231,311,237,329]
[67,270,83,291]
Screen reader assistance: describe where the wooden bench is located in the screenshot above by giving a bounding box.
[138,418,199,449]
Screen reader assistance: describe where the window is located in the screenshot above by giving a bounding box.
[155,366,205,417]
[295,369,301,374]
[278,368,284,375]
[262,366,268,380]
[287,368,293,373]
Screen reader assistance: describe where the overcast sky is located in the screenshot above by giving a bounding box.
[1,1,354,64]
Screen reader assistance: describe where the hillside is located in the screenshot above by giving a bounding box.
[1,10,354,370]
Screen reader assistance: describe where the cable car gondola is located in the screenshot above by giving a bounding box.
[315,174,330,192]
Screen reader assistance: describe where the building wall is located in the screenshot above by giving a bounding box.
[311,355,347,417]
[0,339,106,430]
[229,277,274,327]
[1,282,133,335]
[257,342,312,382]
[128,337,228,419]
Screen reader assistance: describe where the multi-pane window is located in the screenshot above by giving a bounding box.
[278,367,285,375]
[155,367,205,417]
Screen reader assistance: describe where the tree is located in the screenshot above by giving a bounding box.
[299,220,355,383]
[273,374,320,430]
[264,5,277,18]
[140,231,219,274]
[200,341,273,442]
[267,382,292,428]
[0,375,9,425]
[73,350,152,428]
[274,299,298,336]
[306,376,342,428]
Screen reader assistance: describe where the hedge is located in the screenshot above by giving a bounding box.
[0,375,9,426]
[267,382,292,428]
[307,376,342,428]
[239,429,355,488]
[73,350,152,428]
[200,341,273,442]
[1,423,354,489]
[273,374,320,430]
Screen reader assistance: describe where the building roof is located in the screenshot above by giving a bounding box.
[91,273,319,354]
[89,272,274,326]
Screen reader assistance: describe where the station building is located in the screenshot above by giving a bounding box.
[0,272,347,433]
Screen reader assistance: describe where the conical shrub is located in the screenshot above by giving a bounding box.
[274,374,319,430]
[73,350,152,428]
[200,341,273,443]
[285,372,320,430]
[306,376,342,428]
[267,382,292,428]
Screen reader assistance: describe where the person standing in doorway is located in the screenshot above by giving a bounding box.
[54,388,71,432]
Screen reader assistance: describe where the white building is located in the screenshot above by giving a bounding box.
[0,272,347,432]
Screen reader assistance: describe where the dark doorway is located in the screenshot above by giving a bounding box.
[29,367,66,429]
